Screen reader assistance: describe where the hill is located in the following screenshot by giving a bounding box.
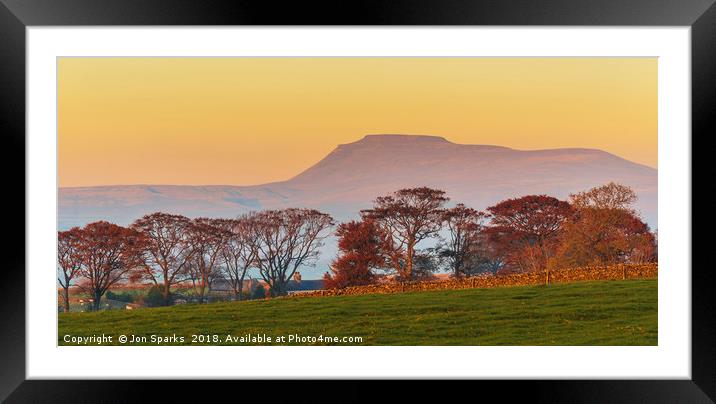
[58,134,657,229]
[58,279,657,345]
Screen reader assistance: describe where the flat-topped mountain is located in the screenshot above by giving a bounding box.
[59,134,657,230]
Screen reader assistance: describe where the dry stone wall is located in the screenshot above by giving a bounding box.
[297,263,658,298]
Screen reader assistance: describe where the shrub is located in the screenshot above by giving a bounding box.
[106,290,135,303]
[144,285,167,307]
[252,285,266,300]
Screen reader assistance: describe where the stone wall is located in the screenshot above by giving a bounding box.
[297,263,658,298]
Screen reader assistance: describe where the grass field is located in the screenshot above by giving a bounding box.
[58,279,657,345]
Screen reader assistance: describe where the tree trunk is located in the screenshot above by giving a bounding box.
[62,287,70,313]
[271,279,288,297]
[163,282,171,305]
[93,290,102,311]
[238,275,246,301]
[454,261,462,279]
[405,240,415,280]
[198,276,208,304]
[198,285,206,304]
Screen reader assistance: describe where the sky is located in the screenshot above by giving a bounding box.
[58,57,657,188]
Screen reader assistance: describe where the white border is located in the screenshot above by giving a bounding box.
[27,27,690,379]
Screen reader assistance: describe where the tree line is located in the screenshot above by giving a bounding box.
[57,182,656,311]
[58,209,334,311]
[322,182,656,289]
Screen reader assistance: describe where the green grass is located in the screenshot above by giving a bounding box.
[58,279,657,346]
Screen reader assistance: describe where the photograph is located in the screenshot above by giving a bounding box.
[56,56,658,346]
[2,0,710,398]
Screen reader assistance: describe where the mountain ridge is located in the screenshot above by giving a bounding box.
[59,134,657,231]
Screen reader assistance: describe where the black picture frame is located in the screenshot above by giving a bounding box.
[1,0,711,402]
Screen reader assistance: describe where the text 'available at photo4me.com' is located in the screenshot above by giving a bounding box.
[62,333,365,345]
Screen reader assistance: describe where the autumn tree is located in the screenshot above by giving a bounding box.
[74,221,144,311]
[323,219,388,289]
[130,212,194,304]
[217,216,258,300]
[552,183,657,267]
[185,218,231,303]
[440,204,488,277]
[485,195,573,274]
[247,208,334,297]
[57,227,83,312]
[361,187,449,280]
[570,182,637,211]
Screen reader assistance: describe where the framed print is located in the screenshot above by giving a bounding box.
[1,0,713,402]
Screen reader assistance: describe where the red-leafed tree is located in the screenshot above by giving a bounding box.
[247,208,334,297]
[185,218,231,303]
[57,227,83,312]
[74,221,145,311]
[485,195,573,274]
[552,183,657,267]
[323,219,388,289]
[361,187,448,280]
[130,212,194,304]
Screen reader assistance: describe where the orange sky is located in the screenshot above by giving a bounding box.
[58,57,657,187]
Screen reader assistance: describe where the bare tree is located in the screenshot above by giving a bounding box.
[185,218,231,303]
[217,217,258,301]
[130,212,194,304]
[75,221,144,311]
[57,227,83,312]
[441,204,488,277]
[247,209,334,297]
[361,187,448,280]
